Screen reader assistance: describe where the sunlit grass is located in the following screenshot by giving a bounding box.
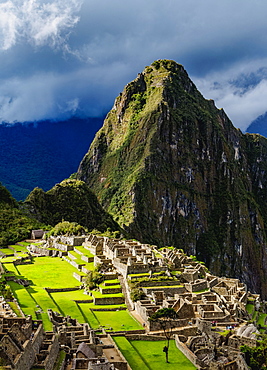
[113,337,197,370]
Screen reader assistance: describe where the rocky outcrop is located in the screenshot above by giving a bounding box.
[77,59,267,298]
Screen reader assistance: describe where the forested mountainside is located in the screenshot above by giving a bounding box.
[0,117,103,200]
[0,182,45,245]
[77,59,267,298]
[24,179,121,235]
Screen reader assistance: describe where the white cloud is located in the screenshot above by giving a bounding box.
[0,1,21,49]
[1,0,267,129]
[0,0,82,50]
[194,58,267,131]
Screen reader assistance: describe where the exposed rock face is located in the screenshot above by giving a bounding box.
[77,60,267,298]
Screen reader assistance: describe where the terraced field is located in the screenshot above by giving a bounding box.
[1,243,141,332]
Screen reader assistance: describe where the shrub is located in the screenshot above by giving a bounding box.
[45,221,87,238]
[130,288,146,302]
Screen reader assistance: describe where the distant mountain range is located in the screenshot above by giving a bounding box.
[0,117,104,200]
[246,112,267,137]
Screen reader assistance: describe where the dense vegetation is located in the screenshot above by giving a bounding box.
[0,117,103,200]
[24,179,122,234]
[0,182,46,245]
[45,221,87,237]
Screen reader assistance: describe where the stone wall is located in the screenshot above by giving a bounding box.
[60,236,85,246]
[107,335,130,370]
[148,318,189,332]
[43,334,59,370]
[99,287,122,294]
[142,286,186,296]
[73,272,85,282]
[81,255,94,263]
[45,287,79,293]
[229,335,257,348]
[134,279,180,287]
[62,256,84,269]
[53,242,74,252]
[175,335,203,368]
[93,296,125,305]
[184,279,208,293]
[28,245,51,256]
[31,323,45,355]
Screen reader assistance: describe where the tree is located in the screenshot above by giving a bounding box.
[149,307,177,363]
[84,270,104,290]
[241,334,267,369]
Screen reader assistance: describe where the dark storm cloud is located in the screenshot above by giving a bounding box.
[1,0,267,129]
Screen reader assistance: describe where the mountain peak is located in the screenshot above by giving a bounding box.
[77,60,267,298]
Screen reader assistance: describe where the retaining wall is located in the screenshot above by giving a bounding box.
[93,296,125,305]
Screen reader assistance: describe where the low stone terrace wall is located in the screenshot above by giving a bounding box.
[45,287,79,293]
[134,279,180,287]
[142,286,186,296]
[93,296,125,305]
[125,334,165,341]
[99,287,122,294]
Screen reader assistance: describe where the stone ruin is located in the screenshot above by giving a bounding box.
[1,232,264,369]
[0,315,58,370]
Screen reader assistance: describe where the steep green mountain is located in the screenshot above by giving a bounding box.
[0,182,45,245]
[24,179,121,234]
[77,59,267,298]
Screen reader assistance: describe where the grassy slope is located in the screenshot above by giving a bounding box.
[4,256,140,331]
[113,337,196,370]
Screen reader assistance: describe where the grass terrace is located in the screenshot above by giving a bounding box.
[3,254,141,331]
[113,337,196,370]
[8,244,29,252]
[90,290,124,299]
[74,246,94,258]
[0,248,14,256]
[15,257,80,288]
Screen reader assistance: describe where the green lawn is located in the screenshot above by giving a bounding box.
[0,248,15,255]
[113,337,196,370]
[93,310,143,331]
[4,256,134,332]
[74,246,94,258]
[1,256,19,263]
[15,257,80,288]
[91,290,124,298]
[246,303,254,315]
[78,305,100,328]
[8,281,37,318]
[8,244,28,252]
[102,279,120,285]
[258,313,267,326]
[2,263,20,275]
[113,336,149,370]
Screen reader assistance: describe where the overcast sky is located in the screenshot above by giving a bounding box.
[0,0,267,131]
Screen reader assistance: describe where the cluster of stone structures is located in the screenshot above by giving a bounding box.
[81,235,259,369]
[1,233,263,369]
[0,316,58,370]
[0,312,128,370]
